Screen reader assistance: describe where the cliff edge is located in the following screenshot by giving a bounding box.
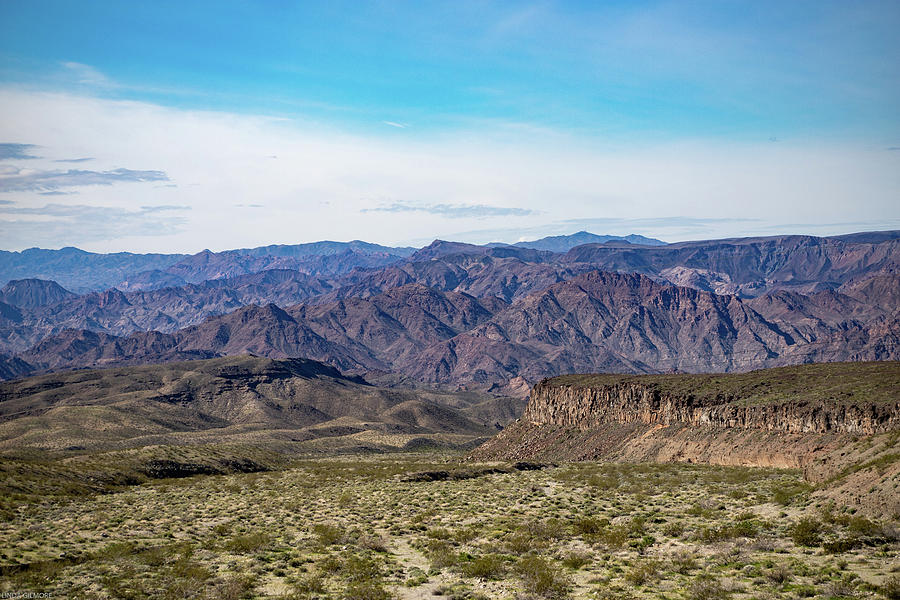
[470,361,900,517]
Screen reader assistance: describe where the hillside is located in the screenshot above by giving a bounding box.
[471,361,900,517]
[0,355,520,455]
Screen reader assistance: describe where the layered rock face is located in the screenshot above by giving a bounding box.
[524,380,900,435]
[471,362,900,516]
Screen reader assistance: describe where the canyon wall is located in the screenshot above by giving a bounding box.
[523,380,900,436]
[470,363,900,516]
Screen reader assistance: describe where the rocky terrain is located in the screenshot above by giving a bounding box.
[471,361,900,517]
[0,231,897,391]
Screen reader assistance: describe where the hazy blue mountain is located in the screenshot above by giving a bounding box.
[0,247,186,293]
[229,240,416,258]
[493,231,667,252]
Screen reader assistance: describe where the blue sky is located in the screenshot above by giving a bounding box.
[0,1,898,251]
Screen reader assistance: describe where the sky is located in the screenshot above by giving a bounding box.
[0,0,898,253]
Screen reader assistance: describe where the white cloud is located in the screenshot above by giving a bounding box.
[0,87,897,252]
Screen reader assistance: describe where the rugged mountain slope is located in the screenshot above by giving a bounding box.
[0,355,510,453]
[2,232,896,357]
[10,271,898,389]
[563,233,900,297]
[0,247,184,293]
[0,278,75,308]
[124,248,404,290]
[471,362,900,517]
[401,271,896,385]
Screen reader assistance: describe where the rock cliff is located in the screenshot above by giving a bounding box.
[523,379,899,436]
[471,362,900,516]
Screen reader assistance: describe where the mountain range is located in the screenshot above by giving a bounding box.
[0,230,897,389]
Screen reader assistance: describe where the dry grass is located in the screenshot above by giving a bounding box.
[0,452,897,598]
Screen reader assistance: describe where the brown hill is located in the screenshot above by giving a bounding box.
[0,355,511,454]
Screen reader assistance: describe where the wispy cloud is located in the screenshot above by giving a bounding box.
[61,61,115,88]
[0,143,40,160]
[382,121,408,129]
[0,203,190,247]
[362,201,534,218]
[0,167,169,193]
[139,204,190,213]
[53,157,94,163]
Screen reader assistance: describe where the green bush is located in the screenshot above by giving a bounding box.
[313,523,346,546]
[882,575,900,600]
[790,518,822,547]
[624,560,659,586]
[516,555,570,599]
[224,532,272,554]
[459,554,506,580]
[688,575,728,600]
[343,582,393,600]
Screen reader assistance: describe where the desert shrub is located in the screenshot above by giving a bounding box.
[453,526,478,544]
[516,555,570,599]
[531,518,568,541]
[293,574,326,597]
[881,575,900,600]
[698,519,760,542]
[343,581,393,600]
[790,518,822,547]
[773,482,811,506]
[688,574,728,600]
[822,536,862,554]
[313,523,346,546]
[426,540,457,570]
[847,516,880,537]
[405,566,428,587]
[825,576,858,598]
[358,532,388,552]
[345,554,383,583]
[765,564,792,585]
[224,531,272,554]
[459,554,506,580]
[427,527,453,540]
[504,530,544,555]
[624,560,659,586]
[317,554,343,574]
[629,535,656,554]
[573,516,607,537]
[664,521,685,538]
[671,550,698,574]
[597,526,628,549]
[213,575,256,600]
[561,550,591,570]
[628,516,647,535]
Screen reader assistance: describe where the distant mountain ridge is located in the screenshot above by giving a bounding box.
[0,230,897,388]
[8,269,897,390]
[505,231,666,251]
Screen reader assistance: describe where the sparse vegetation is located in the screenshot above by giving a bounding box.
[0,452,896,598]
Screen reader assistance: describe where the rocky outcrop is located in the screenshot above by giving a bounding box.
[471,362,900,516]
[523,379,900,435]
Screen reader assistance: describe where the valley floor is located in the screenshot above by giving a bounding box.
[1,452,898,599]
